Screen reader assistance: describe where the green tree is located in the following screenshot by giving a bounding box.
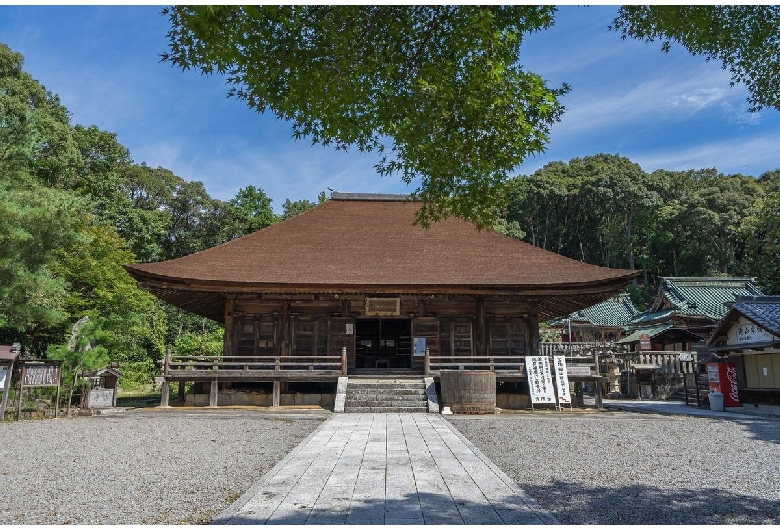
[0,176,86,337]
[163,180,231,259]
[280,198,317,221]
[71,125,134,224]
[163,6,779,226]
[0,43,80,188]
[55,224,165,380]
[575,154,659,271]
[612,5,780,112]
[163,6,568,228]
[228,185,276,236]
[744,185,780,294]
[47,316,110,414]
[116,163,181,262]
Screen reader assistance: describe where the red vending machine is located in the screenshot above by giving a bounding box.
[706,361,741,407]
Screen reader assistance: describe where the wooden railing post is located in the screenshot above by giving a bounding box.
[341,347,347,375]
[424,348,430,376]
[209,380,218,407]
[163,348,171,377]
[160,348,171,407]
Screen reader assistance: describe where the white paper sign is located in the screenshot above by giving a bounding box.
[0,368,7,389]
[525,356,556,404]
[553,356,571,405]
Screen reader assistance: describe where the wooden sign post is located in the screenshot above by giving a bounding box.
[17,360,62,420]
[0,344,22,420]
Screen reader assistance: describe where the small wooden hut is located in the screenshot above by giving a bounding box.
[124,193,639,405]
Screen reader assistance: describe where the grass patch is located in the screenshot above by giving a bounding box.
[116,383,162,408]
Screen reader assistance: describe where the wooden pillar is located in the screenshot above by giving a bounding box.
[341,299,350,316]
[280,300,291,357]
[419,299,428,317]
[177,380,186,403]
[209,380,218,407]
[528,309,540,356]
[224,297,236,356]
[476,298,486,357]
[272,380,280,407]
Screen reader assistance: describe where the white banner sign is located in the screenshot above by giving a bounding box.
[525,356,556,404]
[553,356,571,405]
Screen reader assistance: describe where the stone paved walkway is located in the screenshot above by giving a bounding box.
[214,413,557,525]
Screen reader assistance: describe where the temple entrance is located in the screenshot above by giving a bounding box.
[355,319,412,369]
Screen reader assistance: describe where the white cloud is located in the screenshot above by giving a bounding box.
[552,66,740,139]
[632,134,780,176]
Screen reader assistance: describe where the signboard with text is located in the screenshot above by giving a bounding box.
[727,317,776,345]
[553,356,572,405]
[22,363,61,387]
[525,356,556,404]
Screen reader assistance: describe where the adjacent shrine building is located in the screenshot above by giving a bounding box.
[124,194,639,385]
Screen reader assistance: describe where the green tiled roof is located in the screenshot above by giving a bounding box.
[549,293,640,327]
[629,308,676,326]
[652,277,764,322]
[617,323,673,344]
[617,323,703,344]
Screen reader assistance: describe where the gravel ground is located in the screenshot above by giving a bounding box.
[0,409,325,524]
[4,408,778,525]
[448,411,780,525]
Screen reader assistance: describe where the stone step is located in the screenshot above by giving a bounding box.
[345,398,428,407]
[342,377,431,413]
[347,387,425,396]
[344,406,429,413]
[347,382,426,389]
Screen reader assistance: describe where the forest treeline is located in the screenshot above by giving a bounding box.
[2,42,779,390]
[498,154,780,305]
[0,43,324,388]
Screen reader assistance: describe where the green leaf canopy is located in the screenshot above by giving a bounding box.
[162,6,569,227]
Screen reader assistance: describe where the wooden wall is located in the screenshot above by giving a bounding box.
[226,294,538,363]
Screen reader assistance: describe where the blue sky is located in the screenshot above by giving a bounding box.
[2,5,778,213]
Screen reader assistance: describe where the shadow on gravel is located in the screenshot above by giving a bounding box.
[219,491,548,525]
[522,481,779,525]
[732,418,780,445]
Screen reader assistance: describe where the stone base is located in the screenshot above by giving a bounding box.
[495,393,579,409]
[496,393,530,410]
[184,390,335,409]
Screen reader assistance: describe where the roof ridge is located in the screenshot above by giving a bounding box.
[331,192,413,201]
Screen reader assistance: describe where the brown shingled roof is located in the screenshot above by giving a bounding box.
[125,195,639,321]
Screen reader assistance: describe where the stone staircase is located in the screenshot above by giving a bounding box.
[344,377,430,413]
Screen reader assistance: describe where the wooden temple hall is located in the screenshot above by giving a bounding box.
[124,193,638,408]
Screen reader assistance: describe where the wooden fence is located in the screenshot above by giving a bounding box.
[620,351,700,375]
[162,352,347,381]
[424,355,526,377]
